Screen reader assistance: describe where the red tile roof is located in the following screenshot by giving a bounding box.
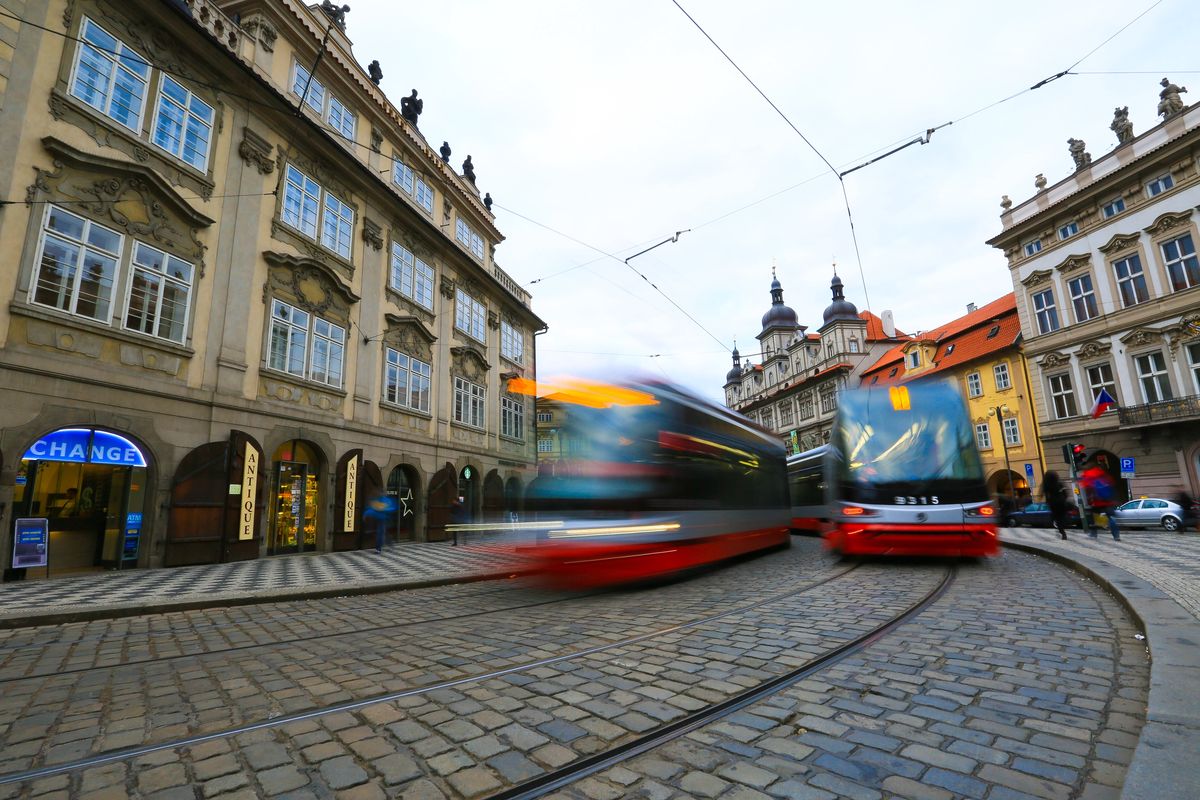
[860,310,906,340]
[860,294,1018,386]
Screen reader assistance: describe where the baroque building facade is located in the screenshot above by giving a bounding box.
[987,87,1200,499]
[858,294,1046,509]
[723,272,905,452]
[0,0,544,580]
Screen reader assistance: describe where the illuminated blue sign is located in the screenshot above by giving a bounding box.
[23,428,147,467]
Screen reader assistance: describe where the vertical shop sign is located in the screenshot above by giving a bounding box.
[343,456,358,532]
[239,445,260,540]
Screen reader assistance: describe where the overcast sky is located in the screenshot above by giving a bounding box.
[343,0,1194,403]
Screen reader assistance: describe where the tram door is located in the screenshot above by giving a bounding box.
[270,461,318,554]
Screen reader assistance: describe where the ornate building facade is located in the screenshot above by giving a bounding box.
[0,0,544,580]
[723,272,906,452]
[858,295,1046,507]
[987,84,1200,499]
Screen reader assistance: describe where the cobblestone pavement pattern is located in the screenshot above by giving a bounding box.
[0,541,1149,799]
[1002,526,1200,621]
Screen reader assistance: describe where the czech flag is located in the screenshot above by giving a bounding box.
[1091,387,1116,419]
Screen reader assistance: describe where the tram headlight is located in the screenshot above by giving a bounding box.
[841,505,877,517]
[966,505,995,518]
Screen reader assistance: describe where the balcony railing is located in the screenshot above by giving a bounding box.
[492,263,531,307]
[1118,393,1200,426]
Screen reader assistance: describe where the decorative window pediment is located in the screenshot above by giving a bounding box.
[1143,209,1194,238]
[1039,351,1070,368]
[382,313,435,361]
[1098,232,1140,255]
[1076,339,1113,361]
[263,250,359,320]
[1053,254,1091,275]
[1020,269,1054,287]
[27,136,213,272]
[1119,327,1164,348]
[451,344,490,383]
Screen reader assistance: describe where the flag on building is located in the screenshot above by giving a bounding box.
[1091,388,1116,419]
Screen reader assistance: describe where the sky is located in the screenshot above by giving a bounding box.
[341,0,1196,403]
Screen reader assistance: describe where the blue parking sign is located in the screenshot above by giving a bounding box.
[1120,457,1135,476]
[1024,463,1034,478]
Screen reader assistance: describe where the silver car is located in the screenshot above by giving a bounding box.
[1110,498,1188,531]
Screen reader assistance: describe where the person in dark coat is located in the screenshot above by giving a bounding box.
[365,494,397,553]
[1044,471,1070,540]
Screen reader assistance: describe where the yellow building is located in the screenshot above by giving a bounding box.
[860,295,1047,510]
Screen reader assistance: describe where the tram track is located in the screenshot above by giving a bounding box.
[0,558,869,786]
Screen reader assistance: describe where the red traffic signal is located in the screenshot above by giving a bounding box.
[1071,443,1088,470]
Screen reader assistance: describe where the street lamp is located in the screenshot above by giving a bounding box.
[989,404,1016,505]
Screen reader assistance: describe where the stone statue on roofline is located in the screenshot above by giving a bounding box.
[440,141,451,163]
[462,155,476,184]
[484,193,493,212]
[368,60,382,86]
[400,89,422,126]
[320,1,349,31]
[1110,106,1133,144]
[1158,78,1187,120]
[1067,138,1091,171]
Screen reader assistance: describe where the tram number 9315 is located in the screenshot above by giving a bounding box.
[895,496,939,505]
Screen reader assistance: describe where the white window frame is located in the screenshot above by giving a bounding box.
[456,219,485,260]
[1146,174,1174,197]
[151,75,215,172]
[321,193,354,260]
[69,17,151,134]
[383,347,431,413]
[455,288,486,342]
[536,411,552,423]
[537,438,553,453]
[453,376,486,428]
[389,242,435,310]
[778,401,794,427]
[1067,274,1098,323]
[966,372,982,397]
[1102,197,1126,218]
[819,386,837,414]
[1134,351,1173,404]
[1187,342,1200,394]
[1032,289,1059,334]
[501,395,524,439]
[907,351,920,369]
[310,317,346,387]
[123,241,194,344]
[291,60,325,115]
[1085,363,1116,404]
[1002,417,1020,446]
[392,159,414,194]
[31,205,123,325]
[415,177,434,214]
[1058,221,1079,240]
[1023,239,1042,257]
[993,363,1011,391]
[326,94,356,141]
[1161,234,1200,292]
[266,298,345,388]
[501,321,524,365]
[974,422,992,450]
[1113,254,1149,308]
[282,164,354,260]
[1048,373,1077,420]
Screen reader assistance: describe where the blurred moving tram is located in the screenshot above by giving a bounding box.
[788,383,998,557]
[520,377,791,587]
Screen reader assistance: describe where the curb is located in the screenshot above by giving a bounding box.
[0,567,537,630]
[1001,537,1200,798]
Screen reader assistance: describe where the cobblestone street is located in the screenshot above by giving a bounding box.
[0,538,1158,799]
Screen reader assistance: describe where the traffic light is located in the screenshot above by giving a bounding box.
[1071,443,1088,471]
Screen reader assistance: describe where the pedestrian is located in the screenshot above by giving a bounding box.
[365,493,397,553]
[1081,467,1120,541]
[1175,486,1199,532]
[1043,471,1070,540]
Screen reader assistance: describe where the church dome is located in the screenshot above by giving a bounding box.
[725,347,743,384]
[822,274,859,325]
[760,275,799,333]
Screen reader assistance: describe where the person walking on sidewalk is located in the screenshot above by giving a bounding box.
[365,493,397,553]
[1081,466,1120,541]
[1044,471,1071,540]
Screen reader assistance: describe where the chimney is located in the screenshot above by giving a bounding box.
[967,302,978,313]
[881,310,896,338]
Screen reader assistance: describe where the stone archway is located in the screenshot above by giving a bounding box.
[483,470,505,521]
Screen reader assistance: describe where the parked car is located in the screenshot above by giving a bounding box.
[1004,502,1082,528]
[1110,498,1189,531]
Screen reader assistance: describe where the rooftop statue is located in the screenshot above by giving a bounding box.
[368,60,382,86]
[462,156,476,184]
[1067,138,1091,171]
[1110,106,1133,144]
[400,89,422,126]
[1035,173,1047,190]
[484,193,493,212]
[319,1,349,31]
[1158,78,1188,120]
[440,141,451,163]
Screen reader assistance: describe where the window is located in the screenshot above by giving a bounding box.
[1023,239,1042,257]
[388,243,435,310]
[124,242,193,343]
[536,411,552,423]
[1102,197,1125,218]
[1032,289,1059,334]
[455,219,486,260]
[1067,274,1098,323]
[1146,174,1174,197]
[779,402,794,427]
[848,338,859,353]
[966,372,982,397]
[267,299,344,387]
[1002,417,1020,446]
[293,60,355,140]
[453,377,485,428]
[1135,352,1173,403]
[1058,221,1079,240]
[1113,254,1149,307]
[1161,234,1200,292]
[291,61,325,114]
[501,321,523,364]
[70,18,151,133]
[1086,363,1116,404]
[1048,373,1077,419]
[455,288,486,341]
[33,206,122,323]
[819,385,837,414]
[994,363,1011,391]
[986,325,1000,339]
[392,160,414,194]
[281,165,354,260]
[501,396,524,439]
[327,95,356,140]
[945,344,956,354]
[799,392,814,420]
[907,351,920,368]
[383,348,431,413]
[1187,342,1200,393]
[760,407,775,429]
[975,422,992,450]
[152,76,215,171]
[415,177,434,214]
[537,438,553,453]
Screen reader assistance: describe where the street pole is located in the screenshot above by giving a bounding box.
[992,405,1016,507]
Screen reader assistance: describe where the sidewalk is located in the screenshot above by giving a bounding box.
[0,537,535,629]
[1000,526,1200,799]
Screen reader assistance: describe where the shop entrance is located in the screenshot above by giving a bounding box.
[11,428,148,578]
[269,440,321,555]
